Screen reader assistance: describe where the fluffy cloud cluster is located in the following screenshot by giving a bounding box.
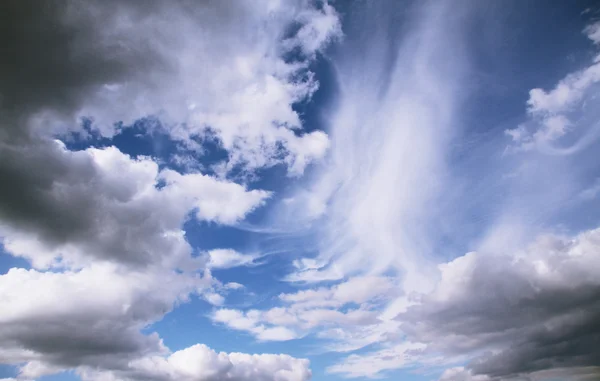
[406,229,600,380]
[327,228,600,380]
[0,263,187,379]
[0,141,309,379]
[2,0,339,177]
[0,0,339,379]
[212,276,396,344]
[205,249,259,270]
[506,21,600,154]
[78,344,311,381]
[1,143,269,270]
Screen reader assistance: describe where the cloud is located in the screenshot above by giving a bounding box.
[394,227,600,380]
[0,138,269,379]
[505,21,600,154]
[585,21,600,44]
[1,0,339,177]
[225,282,245,290]
[437,367,490,381]
[280,276,395,308]
[326,342,426,379]
[212,309,300,342]
[79,344,311,381]
[0,263,194,378]
[211,276,394,344]
[0,2,339,378]
[324,227,600,380]
[0,143,269,270]
[205,249,259,270]
[280,0,473,293]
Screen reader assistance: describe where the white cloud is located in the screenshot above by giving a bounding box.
[159,169,271,226]
[397,227,600,380]
[203,292,226,307]
[78,344,311,381]
[205,249,258,270]
[326,342,426,378]
[278,1,470,295]
[437,367,490,381]
[315,319,403,353]
[0,1,339,379]
[21,0,340,176]
[287,3,342,56]
[0,144,269,270]
[280,276,396,308]
[323,225,600,379]
[211,276,394,345]
[527,60,600,115]
[584,21,600,45]
[225,282,245,290]
[0,263,194,378]
[212,309,300,342]
[506,21,600,153]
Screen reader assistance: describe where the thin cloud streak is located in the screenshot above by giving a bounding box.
[288,1,474,292]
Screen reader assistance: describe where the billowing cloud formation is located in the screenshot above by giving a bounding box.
[1,143,269,270]
[0,0,340,379]
[506,21,600,154]
[277,4,600,380]
[400,228,600,380]
[0,140,273,376]
[0,263,186,378]
[4,1,600,381]
[78,344,311,381]
[327,227,600,380]
[1,0,339,176]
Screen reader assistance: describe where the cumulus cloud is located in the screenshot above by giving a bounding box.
[0,1,340,378]
[0,141,272,376]
[506,21,600,154]
[0,143,269,270]
[325,227,600,380]
[78,344,311,381]
[400,228,600,380]
[1,0,339,177]
[0,263,188,378]
[205,249,259,270]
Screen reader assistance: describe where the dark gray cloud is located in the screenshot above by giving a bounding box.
[1,321,160,371]
[0,1,327,379]
[0,0,169,138]
[398,231,600,381]
[0,1,274,269]
[0,0,173,266]
[0,141,195,268]
[0,0,329,270]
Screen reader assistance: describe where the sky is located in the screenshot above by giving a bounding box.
[1,1,600,381]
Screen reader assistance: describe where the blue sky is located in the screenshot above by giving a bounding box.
[1,1,600,381]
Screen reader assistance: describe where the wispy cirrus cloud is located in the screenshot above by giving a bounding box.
[265,4,600,381]
[282,0,473,292]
